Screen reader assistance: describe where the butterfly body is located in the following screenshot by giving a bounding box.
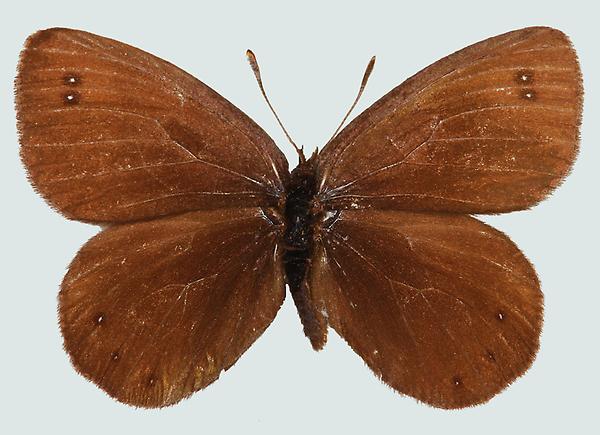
[282,154,326,349]
[16,26,582,409]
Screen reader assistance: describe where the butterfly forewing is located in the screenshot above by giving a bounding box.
[310,210,542,408]
[317,27,582,213]
[16,28,288,223]
[59,207,285,407]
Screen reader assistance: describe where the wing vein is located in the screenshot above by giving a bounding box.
[321,31,537,176]
[30,34,284,190]
[37,107,270,189]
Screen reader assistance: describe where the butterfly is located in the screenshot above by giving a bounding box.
[15,26,582,409]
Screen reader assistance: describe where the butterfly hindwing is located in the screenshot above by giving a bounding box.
[316,27,582,213]
[59,207,285,407]
[309,210,542,408]
[16,28,288,223]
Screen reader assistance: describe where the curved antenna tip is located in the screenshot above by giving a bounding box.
[245,49,305,163]
[365,56,376,78]
[324,55,377,145]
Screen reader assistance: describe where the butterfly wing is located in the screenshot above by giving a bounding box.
[16,28,288,223]
[317,26,581,213]
[309,210,541,408]
[59,207,285,407]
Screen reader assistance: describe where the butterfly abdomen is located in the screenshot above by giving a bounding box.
[283,156,326,349]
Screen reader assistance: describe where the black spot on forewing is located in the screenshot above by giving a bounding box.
[520,88,537,101]
[63,91,80,105]
[63,73,82,86]
[515,70,534,84]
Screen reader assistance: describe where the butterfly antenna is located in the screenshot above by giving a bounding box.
[246,49,305,163]
[325,56,376,145]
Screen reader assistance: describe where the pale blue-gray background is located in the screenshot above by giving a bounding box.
[1,0,598,433]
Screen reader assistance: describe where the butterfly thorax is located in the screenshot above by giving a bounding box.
[283,156,317,289]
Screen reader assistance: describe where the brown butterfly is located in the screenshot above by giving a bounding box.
[15,26,582,409]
